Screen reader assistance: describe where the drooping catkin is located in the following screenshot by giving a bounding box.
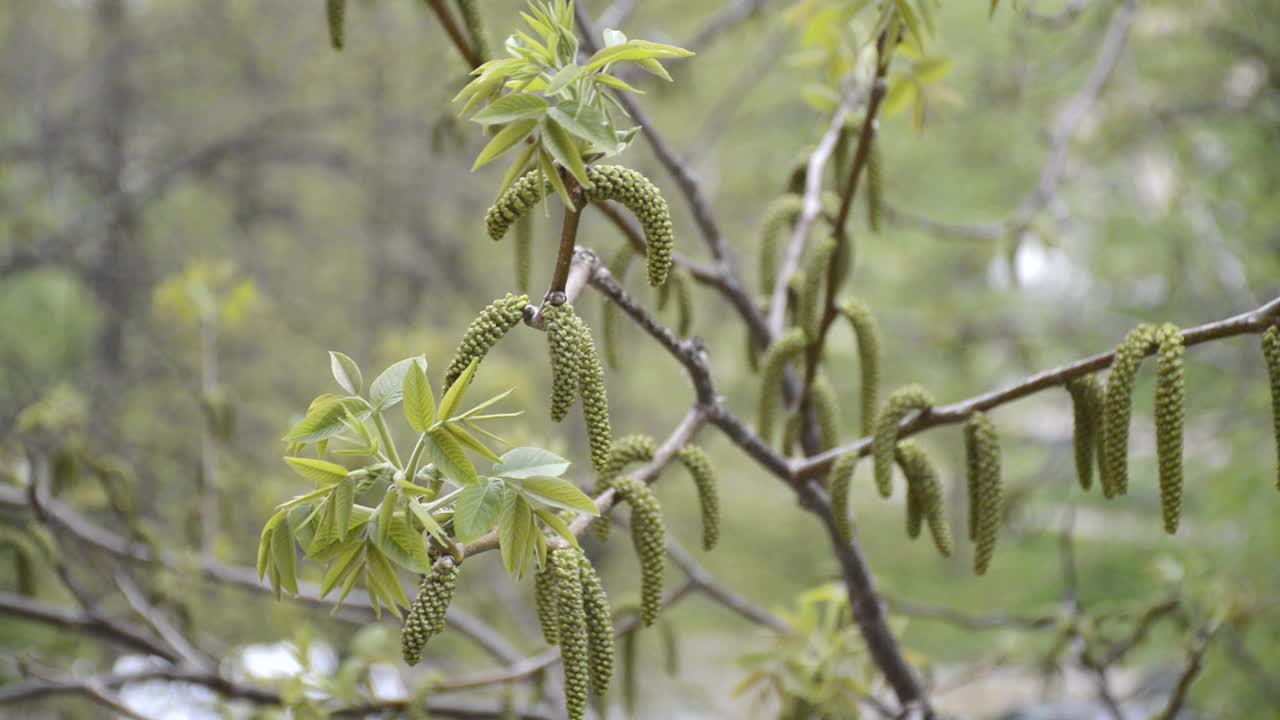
[799,237,836,340]
[514,214,532,293]
[444,293,529,389]
[602,245,638,369]
[573,314,613,475]
[826,452,858,543]
[401,558,459,666]
[486,170,548,242]
[455,0,488,61]
[758,194,804,296]
[552,548,590,720]
[1154,323,1185,534]
[577,554,614,697]
[781,412,801,456]
[810,375,842,451]
[839,299,881,436]
[534,561,559,645]
[669,268,694,337]
[1101,324,1155,498]
[865,140,884,232]
[326,0,345,50]
[758,328,808,442]
[964,412,1002,575]
[676,445,720,551]
[613,477,665,626]
[895,442,952,558]
[595,434,656,542]
[1064,375,1104,492]
[872,385,934,498]
[582,166,674,287]
[544,304,581,422]
[1263,326,1280,490]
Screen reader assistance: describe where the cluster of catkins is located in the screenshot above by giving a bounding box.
[535,548,615,720]
[486,165,675,287]
[401,557,460,666]
[544,304,612,474]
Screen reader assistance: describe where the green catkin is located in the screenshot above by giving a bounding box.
[582,166,673,286]
[455,0,488,61]
[1064,375,1104,492]
[839,299,881,437]
[669,269,694,337]
[595,434,656,542]
[401,559,459,666]
[601,245,637,370]
[444,293,529,389]
[577,554,614,697]
[514,214,532,293]
[485,170,548,242]
[965,412,1002,575]
[1154,323,1185,534]
[758,194,804,296]
[758,328,808,442]
[1264,326,1280,490]
[552,549,590,720]
[781,412,801,456]
[895,442,952,558]
[810,375,842,451]
[872,385,934,498]
[826,452,858,544]
[613,477,665,626]
[1101,324,1156,498]
[865,140,884,232]
[534,562,559,645]
[326,0,345,50]
[573,314,613,475]
[746,326,761,373]
[544,304,581,422]
[676,445,720,551]
[799,237,836,340]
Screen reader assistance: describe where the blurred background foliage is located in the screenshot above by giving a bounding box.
[0,0,1277,717]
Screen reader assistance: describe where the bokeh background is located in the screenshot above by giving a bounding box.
[1,0,1278,718]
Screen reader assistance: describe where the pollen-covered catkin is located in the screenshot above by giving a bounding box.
[965,412,1002,575]
[602,245,637,369]
[326,0,345,49]
[799,238,836,340]
[552,549,589,720]
[401,559,459,666]
[582,166,673,287]
[1102,324,1155,498]
[895,442,952,558]
[534,562,559,645]
[455,0,488,61]
[810,375,842,451]
[444,293,529,389]
[544,304,581,422]
[1263,326,1280,490]
[1154,323,1185,534]
[872,385,934,498]
[486,170,549,242]
[676,445,720,551]
[758,328,808,442]
[573,315,613,475]
[826,452,858,543]
[577,554,614,697]
[612,477,665,626]
[839,299,881,436]
[757,195,804,296]
[1064,375,1104,492]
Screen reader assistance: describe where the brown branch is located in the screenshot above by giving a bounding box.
[0,591,174,662]
[1156,624,1217,720]
[425,0,483,69]
[884,595,1060,631]
[796,295,1280,481]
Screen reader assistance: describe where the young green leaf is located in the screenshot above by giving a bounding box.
[542,118,590,187]
[584,40,694,72]
[472,119,539,171]
[319,542,365,598]
[428,428,479,486]
[438,358,479,420]
[384,514,433,573]
[329,351,363,395]
[454,477,506,541]
[548,105,619,154]
[332,476,355,542]
[407,498,448,544]
[493,447,572,479]
[271,523,298,597]
[445,422,502,464]
[284,397,370,444]
[472,93,549,125]
[284,456,349,487]
[363,544,410,612]
[403,359,436,432]
[498,488,535,577]
[369,357,419,409]
[545,64,582,95]
[533,508,580,549]
[518,476,598,515]
[538,149,573,207]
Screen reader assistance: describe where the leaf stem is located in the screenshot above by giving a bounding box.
[403,434,427,484]
[371,412,403,469]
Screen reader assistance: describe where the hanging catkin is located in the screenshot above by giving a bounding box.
[581,166,674,287]
[577,554,614,698]
[1263,326,1280,490]
[514,214,532,293]
[595,434,656,542]
[810,375,842,451]
[676,445,720,551]
[534,561,559,645]
[865,140,884,232]
[895,442,952,558]
[401,558,459,666]
[612,477,665,626]
[601,244,638,370]
[1154,323,1185,534]
[455,0,488,61]
[444,293,528,389]
[544,304,581,422]
[552,548,590,720]
[1064,376,1103,492]
[1101,324,1155,498]
[326,0,345,50]
[486,170,548,242]
[757,195,804,296]
[964,412,1002,576]
[826,452,858,543]
[839,299,881,437]
[758,329,807,442]
[799,238,836,340]
[573,314,613,475]
[872,385,934,498]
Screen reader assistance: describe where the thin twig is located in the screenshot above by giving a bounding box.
[1156,624,1217,720]
[425,0,484,69]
